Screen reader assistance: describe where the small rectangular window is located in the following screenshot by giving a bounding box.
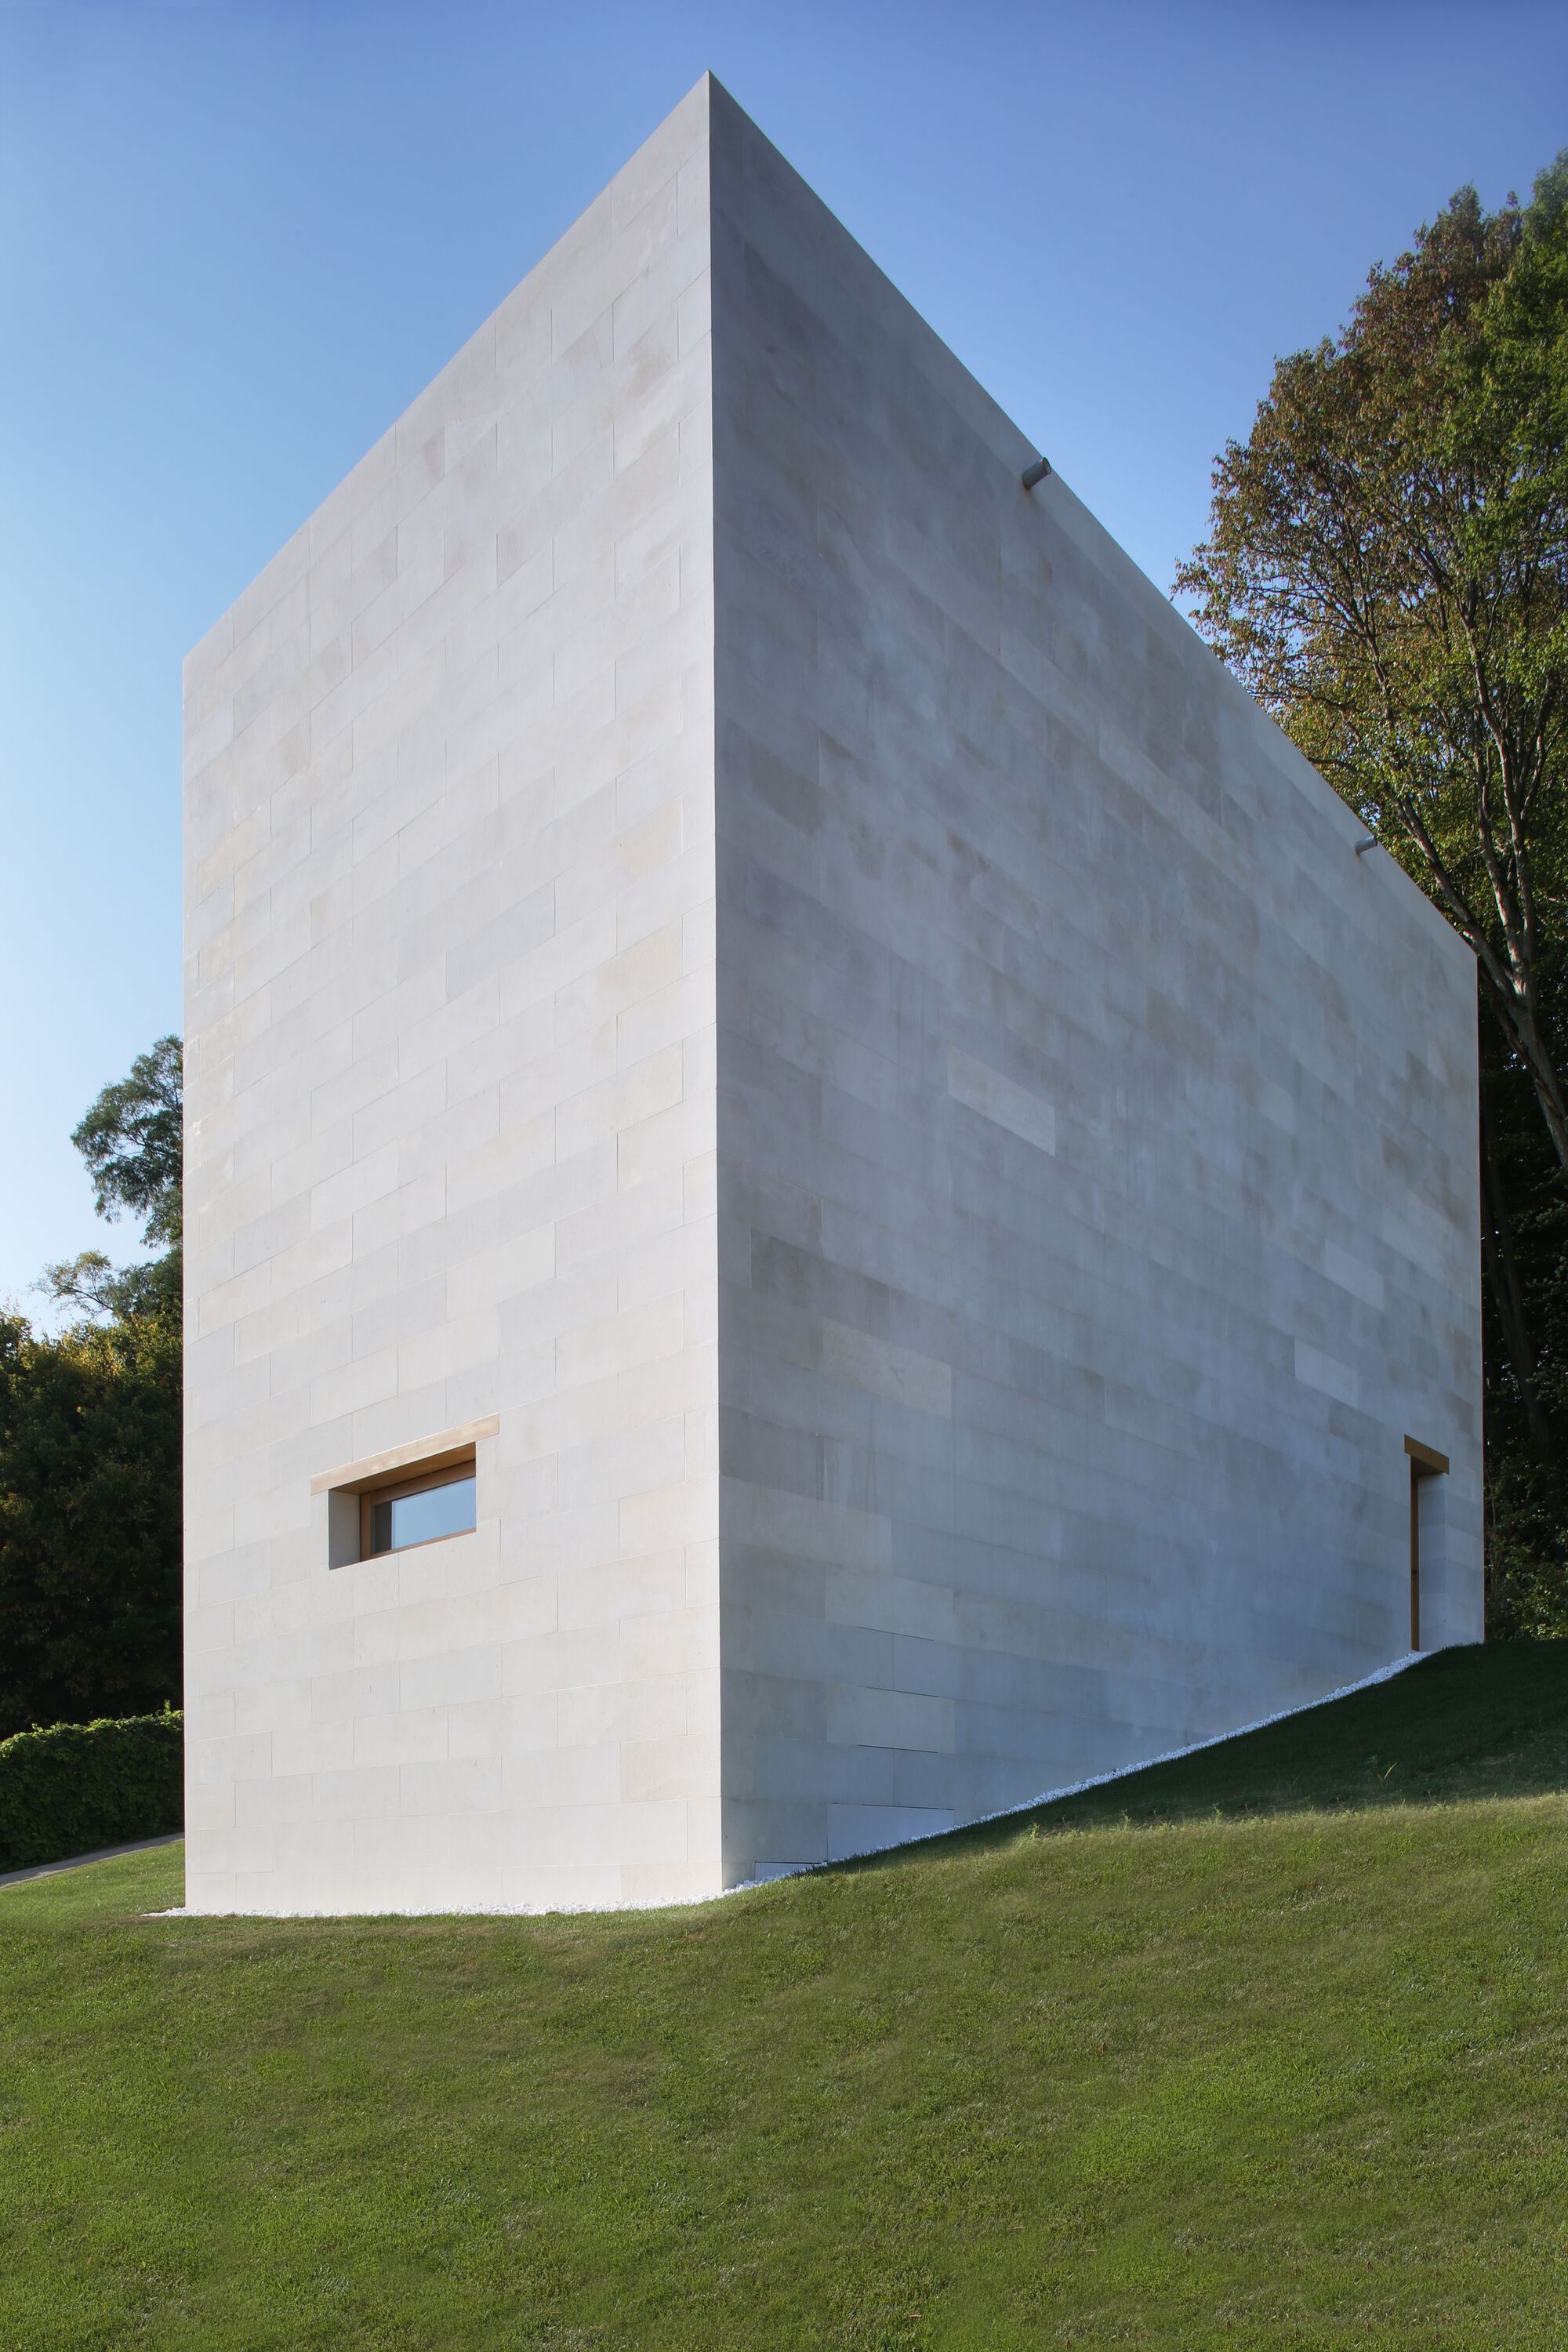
[365,1465,477,1558]
[313,1416,497,1572]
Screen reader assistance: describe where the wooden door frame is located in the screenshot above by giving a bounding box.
[1404,1436,1450,1652]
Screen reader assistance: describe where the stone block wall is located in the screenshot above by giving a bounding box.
[183,76,1482,1913]
[706,86,1482,1882]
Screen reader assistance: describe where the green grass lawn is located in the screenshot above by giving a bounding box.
[4,1642,1568,2350]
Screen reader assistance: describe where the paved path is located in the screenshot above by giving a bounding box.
[0,1832,183,1889]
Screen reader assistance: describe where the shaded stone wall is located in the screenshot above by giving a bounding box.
[708,85,1481,1883]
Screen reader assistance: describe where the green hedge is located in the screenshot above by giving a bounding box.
[0,1710,183,1873]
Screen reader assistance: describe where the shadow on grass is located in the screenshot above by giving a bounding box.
[837,1640,1568,1875]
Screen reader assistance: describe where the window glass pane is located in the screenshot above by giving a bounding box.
[387,1474,476,1552]
[369,1497,394,1555]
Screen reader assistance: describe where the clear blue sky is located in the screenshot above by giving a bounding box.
[3,0,1565,1316]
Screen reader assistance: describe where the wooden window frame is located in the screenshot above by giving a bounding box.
[311,1417,497,1572]
[360,1454,477,1562]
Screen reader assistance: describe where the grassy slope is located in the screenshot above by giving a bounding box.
[3,1643,1567,2350]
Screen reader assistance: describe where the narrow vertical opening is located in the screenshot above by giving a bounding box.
[1404,1436,1450,1653]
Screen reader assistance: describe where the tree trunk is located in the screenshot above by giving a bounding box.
[1478,1071,1563,1508]
[1494,980,1568,1180]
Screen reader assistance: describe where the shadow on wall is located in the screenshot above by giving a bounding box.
[837,1643,1568,1867]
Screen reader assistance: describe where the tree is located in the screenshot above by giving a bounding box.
[1475,953,1568,1630]
[1176,159,1568,1628]
[70,1033,183,1246]
[1175,160,1568,1171]
[40,1034,183,1323]
[0,1308,181,1740]
[0,1039,183,1735]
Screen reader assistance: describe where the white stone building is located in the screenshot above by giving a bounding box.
[181,77,1483,1915]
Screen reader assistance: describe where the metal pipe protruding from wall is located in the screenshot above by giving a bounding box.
[1022,456,1052,492]
[1355,836,1377,857]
